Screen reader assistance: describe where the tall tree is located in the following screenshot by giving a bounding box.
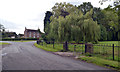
[48,2,101,52]
[81,9,100,43]
[77,2,93,15]
[44,11,53,34]
[52,2,77,18]
[101,6,118,40]
[98,0,120,41]
[49,2,79,51]
[0,24,5,32]
[100,24,107,41]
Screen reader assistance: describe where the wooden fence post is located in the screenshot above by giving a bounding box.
[113,44,114,60]
[82,44,83,54]
[74,45,76,52]
[53,41,54,49]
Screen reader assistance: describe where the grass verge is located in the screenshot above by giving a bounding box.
[78,56,120,71]
[34,43,62,52]
[0,42,10,45]
[12,40,36,42]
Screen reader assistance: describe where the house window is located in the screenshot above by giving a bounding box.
[24,32,27,37]
[37,32,39,35]
[29,32,31,34]
[34,32,35,35]
[25,33,27,37]
[29,32,31,37]
[29,35,31,37]
[37,35,39,37]
[33,35,35,38]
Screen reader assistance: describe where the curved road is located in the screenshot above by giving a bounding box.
[2,41,110,70]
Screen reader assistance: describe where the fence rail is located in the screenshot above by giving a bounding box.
[37,40,119,61]
[69,43,119,61]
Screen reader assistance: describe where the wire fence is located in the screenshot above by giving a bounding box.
[93,44,119,61]
[69,43,119,61]
[37,40,119,61]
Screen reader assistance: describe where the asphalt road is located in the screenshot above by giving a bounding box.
[2,41,110,70]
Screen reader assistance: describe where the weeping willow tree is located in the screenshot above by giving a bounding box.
[65,9,84,43]
[48,2,101,51]
[81,18,100,43]
[81,9,100,43]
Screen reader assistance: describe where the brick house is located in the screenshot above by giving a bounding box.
[24,27,41,38]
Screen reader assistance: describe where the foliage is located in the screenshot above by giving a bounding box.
[43,2,119,43]
[2,32,17,38]
[101,6,118,32]
[100,24,107,41]
[101,6,118,41]
[48,2,100,43]
[52,2,77,18]
[44,11,53,34]
[77,2,93,15]
[0,24,5,32]
[99,0,120,6]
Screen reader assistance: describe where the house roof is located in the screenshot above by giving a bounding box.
[25,29,39,32]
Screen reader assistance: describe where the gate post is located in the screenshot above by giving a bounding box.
[85,43,93,54]
[113,44,114,60]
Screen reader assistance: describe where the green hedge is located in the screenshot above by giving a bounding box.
[0,38,38,41]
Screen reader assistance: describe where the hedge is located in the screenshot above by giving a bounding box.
[0,38,38,41]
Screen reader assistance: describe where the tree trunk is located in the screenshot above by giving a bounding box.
[53,41,54,49]
[63,41,68,52]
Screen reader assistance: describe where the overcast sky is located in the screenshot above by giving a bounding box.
[0,0,113,34]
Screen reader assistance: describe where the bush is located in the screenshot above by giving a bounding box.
[85,52,92,57]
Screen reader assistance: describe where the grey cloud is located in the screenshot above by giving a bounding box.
[0,18,21,30]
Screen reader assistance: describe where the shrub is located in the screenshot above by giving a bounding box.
[85,52,92,57]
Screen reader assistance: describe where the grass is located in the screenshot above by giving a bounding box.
[93,44,119,61]
[34,42,84,52]
[78,56,120,71]
[34,43,63,52]
[0,42,10,45]
[98,41,118,46]
[12,40,36,42]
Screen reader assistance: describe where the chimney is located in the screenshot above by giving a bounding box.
[25,27,27,30]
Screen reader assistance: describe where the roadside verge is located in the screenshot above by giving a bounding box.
[34,43,119,71]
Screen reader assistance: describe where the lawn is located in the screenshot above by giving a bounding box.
[0,42,10,45]
[12,40,36,42]
[98,41,118,46]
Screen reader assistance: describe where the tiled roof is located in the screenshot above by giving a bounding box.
[26,29,38,32]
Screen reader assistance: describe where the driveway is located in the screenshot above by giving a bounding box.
[2,41,110,70]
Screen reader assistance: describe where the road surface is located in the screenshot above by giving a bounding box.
[2,41,110,70]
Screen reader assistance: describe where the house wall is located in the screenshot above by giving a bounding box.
[24,30,41,38]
